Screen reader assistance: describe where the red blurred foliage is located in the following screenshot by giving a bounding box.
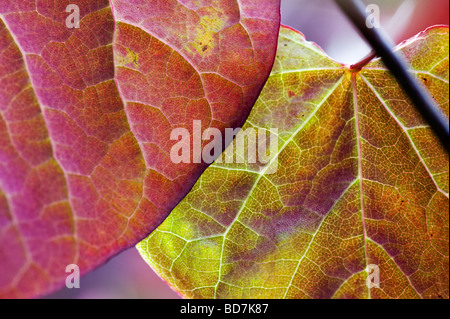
[398,0,449,41]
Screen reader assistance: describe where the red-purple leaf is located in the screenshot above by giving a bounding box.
[0,0,280,298]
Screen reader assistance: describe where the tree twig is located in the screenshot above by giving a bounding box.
[335,0,449,152]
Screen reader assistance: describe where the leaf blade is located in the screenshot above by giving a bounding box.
[0,0,281,298]
[138,26,449,299]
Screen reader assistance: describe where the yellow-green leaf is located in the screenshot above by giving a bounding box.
[138,26,449,299]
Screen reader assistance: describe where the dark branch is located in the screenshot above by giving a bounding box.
[335,0,449,152]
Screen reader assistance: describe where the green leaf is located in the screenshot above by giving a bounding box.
[138,26,449,299]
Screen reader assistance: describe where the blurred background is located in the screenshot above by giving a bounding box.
[282,0,449,64]
[47,0,449,299]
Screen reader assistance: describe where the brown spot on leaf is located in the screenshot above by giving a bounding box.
[288,89,296,98]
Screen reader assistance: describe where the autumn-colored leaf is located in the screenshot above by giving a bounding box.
[0,0,280,298]
[138,26,449,299]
